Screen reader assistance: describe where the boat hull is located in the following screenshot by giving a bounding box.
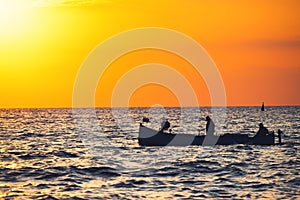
[138,124,275,146]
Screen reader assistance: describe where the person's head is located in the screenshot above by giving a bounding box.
[259,123,264,128]
[206,116,210,121]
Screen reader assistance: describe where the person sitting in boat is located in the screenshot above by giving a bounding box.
[142,117,150,123]
[256,123,269,137]
[205,116,215,136]
[253,123,275,144]
[161,118,170,131]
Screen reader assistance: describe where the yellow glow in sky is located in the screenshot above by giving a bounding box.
[0,0,32,37]
[0,0,299,108]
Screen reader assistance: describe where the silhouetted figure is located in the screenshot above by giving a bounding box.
[278,129,283,145]
[261,102,265,111]
[205,116,215,136]
[256,123,269,137]
[161,118,170,131]
[142,117,150,123]
[253,123,275,145]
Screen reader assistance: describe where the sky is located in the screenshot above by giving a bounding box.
[0,0,299,108]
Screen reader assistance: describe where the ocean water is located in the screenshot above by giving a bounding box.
[0,107,299,199]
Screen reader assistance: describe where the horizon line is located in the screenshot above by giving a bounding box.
[0,104,299,109]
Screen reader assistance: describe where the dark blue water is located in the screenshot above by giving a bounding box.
[0,107,299,199]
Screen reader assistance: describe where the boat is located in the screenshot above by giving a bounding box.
[261,102,265,111]
[138,123,276,146]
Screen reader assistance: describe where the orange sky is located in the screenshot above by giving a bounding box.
[0,0,299,108]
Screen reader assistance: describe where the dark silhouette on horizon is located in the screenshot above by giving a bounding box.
[205,116,215,136]
[261,102,265,111]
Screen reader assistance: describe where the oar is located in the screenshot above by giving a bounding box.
[260,101,265,125]
[277,129,283,145]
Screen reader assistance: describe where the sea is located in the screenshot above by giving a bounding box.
[0,106,299,199]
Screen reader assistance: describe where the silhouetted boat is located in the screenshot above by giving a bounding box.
[138,123,275,146]
[261,102,265,111]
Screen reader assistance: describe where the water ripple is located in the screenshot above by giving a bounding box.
[0,107,299,199]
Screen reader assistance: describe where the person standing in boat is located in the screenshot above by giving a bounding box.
[205,116,215,136]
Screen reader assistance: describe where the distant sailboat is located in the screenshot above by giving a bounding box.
[261,102,265,111]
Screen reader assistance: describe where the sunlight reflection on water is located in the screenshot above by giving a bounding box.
[0,107,299,199]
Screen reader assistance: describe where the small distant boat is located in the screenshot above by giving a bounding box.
[138,123,276,146]
[261,102,265,111]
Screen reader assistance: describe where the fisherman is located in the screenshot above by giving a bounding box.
[253,123,275,145]
[161,118,170,131]
[256,123,269,137]
[205,116,215,136]
[142,117,150,123]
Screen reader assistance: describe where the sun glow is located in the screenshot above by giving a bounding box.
[0,0,299,108]
[0,0,35,13]
[0,0,34,37]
